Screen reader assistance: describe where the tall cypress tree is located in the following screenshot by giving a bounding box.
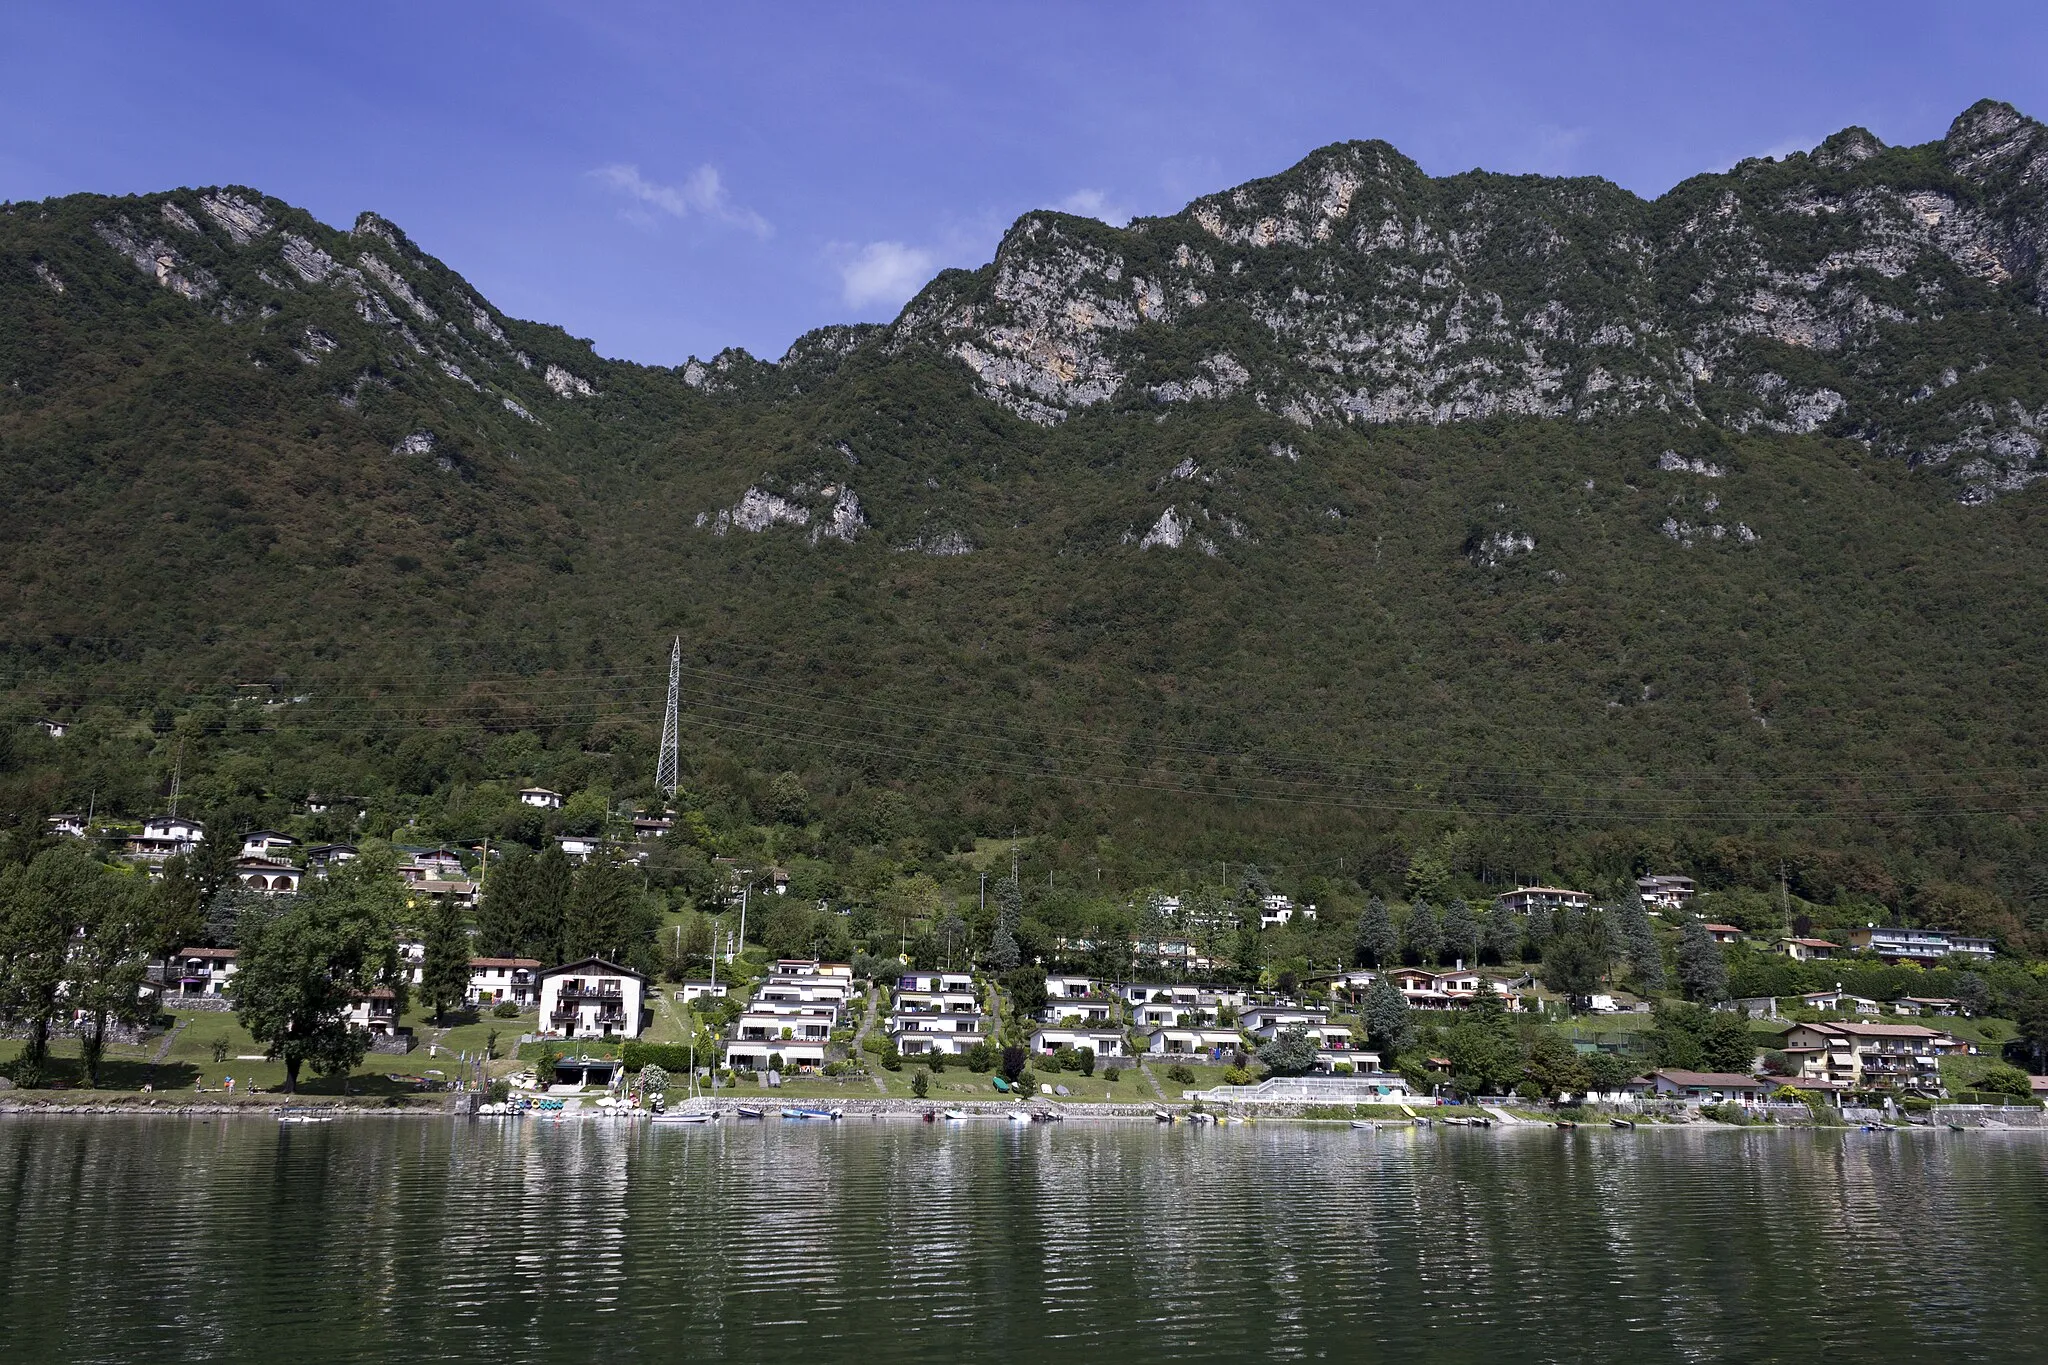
[1354,897,1398,968]
[1439,897,1479,967]
[1677,917,1728,1002]
[1401,899,1441,967]
[1616,891,1666,991]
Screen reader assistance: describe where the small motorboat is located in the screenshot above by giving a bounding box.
[652,1111,715,1125]
[277,1111,334,1125]
[1350,1120,1375,1130]
[943,1109,972,1120]
[735,1106,765,1120]
[782,1107,843,1121]
[1006,1110,1032,1123]
[1555,1120,1579,1130]
[1153,1110,1174,1123]
[1610,1118,1636,1130]
[1030,1110,1063,1123]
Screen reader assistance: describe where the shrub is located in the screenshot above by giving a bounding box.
[966,1041,995,1072]
[1223,1066,1256,1086]
[1973,1063,2033,1098]
[621,1042,696,1072]
[1017,1068,1040,1094]
[493,1001,520,1019]
[880,1044,902,1072]
[861,1034,886,1056]
[639,1064,671,1096]
[1053,1045,1080,1073]
[928,1049,946,1073]
[1166,1063,1197,1084]
[912,1070,929,1098]
[1001,1046,1027,1082]
[1515,1080,1545,1102]
[1333,1062,1354,1075]
[1078,1047,1095,1077]
[211,1039,230,1064]
[1901,1095,1934,1114]
[1103,1065,1121,1082]
[485,1029,500,1061]
[769,1052,785,1073]
[487,1079,510,1104]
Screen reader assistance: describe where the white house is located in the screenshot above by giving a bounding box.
[342,988,404,1038]
[38,718,67,738]
[1144,1025,1242,1059]
[1635,875,1696,911]
[240,830,296,860]
[235,857,302,894]
[555,834,602,862]
[1495,886,1591,916]
[537,958,649,1040]
[519,787,563,809]
[676,980,728,1004]
[1779,937,1840,962]
[169,946,237,997]
[47,813,87,839]
[1030,1026,1127,1059]
[128,815,205,862]
[304,843,358,872]
[1045,974,1097,1001]
[898,970,975,994]
[468,957,541,1008]
[726,999,840,1070]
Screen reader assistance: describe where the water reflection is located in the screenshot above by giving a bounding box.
[1,1118,2042,1363]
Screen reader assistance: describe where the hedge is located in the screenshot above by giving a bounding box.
[621,1041,701,1072]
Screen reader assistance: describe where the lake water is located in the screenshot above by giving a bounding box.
[2,1115,2043,1362]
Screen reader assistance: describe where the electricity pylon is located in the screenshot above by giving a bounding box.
[656,636,681,802]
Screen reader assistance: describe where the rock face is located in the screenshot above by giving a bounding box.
[876,100,2048,501]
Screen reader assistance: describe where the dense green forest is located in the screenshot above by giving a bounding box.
[6,106,2048,959]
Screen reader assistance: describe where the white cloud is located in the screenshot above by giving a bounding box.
[590,163,770,237]
[1057,188,1131,227]
[836,240,939,308]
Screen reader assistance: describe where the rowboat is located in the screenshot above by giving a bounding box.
[651,1112,715,1125]
[735,1106,765,1119]
[1153,1110,1174,1123]
[782,1107,842,1121]
[277,1112,334,1124]
[1609,1118,1636,1130]
[1350,1120,1375,1130]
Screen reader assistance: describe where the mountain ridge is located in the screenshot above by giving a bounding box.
[4,102,2048,943]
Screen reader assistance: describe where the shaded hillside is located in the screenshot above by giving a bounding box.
[5,104,2048,944]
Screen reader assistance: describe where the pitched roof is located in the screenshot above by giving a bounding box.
[538,956,648,982]
[469,957,542,969]
[1653,1069,1768,1088]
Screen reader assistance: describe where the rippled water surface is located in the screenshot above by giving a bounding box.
[3,1115,2045,1362]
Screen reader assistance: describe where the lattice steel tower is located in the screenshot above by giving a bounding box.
[656,636,681,801]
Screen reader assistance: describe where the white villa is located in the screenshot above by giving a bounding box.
[537,958,649,1040]
[468,957,541,1008]
[1029,1026,1127,1059]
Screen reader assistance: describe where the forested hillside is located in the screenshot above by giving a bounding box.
[6,102,2048,950]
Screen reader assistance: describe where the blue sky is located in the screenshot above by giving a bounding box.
[7,2,2048,366]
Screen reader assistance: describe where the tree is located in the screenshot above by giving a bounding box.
[986,922,1021,973]
[1542,928,1610,1009]
[1698,1010,1759,1072]
[1523,1031,1588,1100]
[1441,984,1521,1097]
[1480,901,1518,966]
[418,895,472,1024]
[1256,1025,1318,1076]
[0,845,92,1084]
[768,771,811,826]
[1955,971,1992,1017]
[1361,975,1413,1059]
[66,868,157,1087]
[911,1068,929,1098]
[936,913,970,969]
[1439,898,1479,968]
[1354,897,1397,968]
[1972,1063,2031,1098]
[1677,918,1728,1002]
[1003,965,1048,1021]
[232,853,408,1092]
[1648,1000,1748,1070]
[1615,891,1665,992]
[563,856,655,966]
[1582,1049,1637,1095]
[1401,899,1441,967]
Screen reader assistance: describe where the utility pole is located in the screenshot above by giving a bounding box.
[656,636,681,802]
[979,873,986,915]
[168,746,182,817]
[737,882,750,961]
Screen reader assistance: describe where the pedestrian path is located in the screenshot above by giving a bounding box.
[1481,1105,1521,1125]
